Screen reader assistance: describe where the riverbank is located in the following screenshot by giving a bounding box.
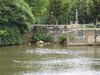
[1,25,100,46]
[24,25,100,46]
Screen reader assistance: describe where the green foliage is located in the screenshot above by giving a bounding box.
[86,0,100,22]
[32,33,52,43]
[25,0,48,24]
[0,0,34,33]
[23,0,100,24]
[0,30,9,36]
[58,34,66,44]
[32,27,52,43]
[47,0,63,24]
[0,26,22,45]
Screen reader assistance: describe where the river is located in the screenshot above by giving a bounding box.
[0,45,100,75]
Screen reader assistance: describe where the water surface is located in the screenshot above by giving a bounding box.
[0,45,100,75]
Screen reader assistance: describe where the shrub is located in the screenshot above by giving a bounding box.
[58,34,66,44]
[0,26,22,45]
[32,33,52,43]
[32,27,52,43]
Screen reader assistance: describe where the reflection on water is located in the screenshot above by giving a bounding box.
[0,45,100,75]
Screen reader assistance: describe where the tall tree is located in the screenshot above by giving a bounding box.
[0,0,34,33]
[67,0,88,24]
[25,0,49,24]
[48,0,63,24]
[86,0,100,23]
[24,0,100,24]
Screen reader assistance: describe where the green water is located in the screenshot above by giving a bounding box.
[0,45,100,75]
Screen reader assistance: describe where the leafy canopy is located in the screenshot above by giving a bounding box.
[0,0,35,33]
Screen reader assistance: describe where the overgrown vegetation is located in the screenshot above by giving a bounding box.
[0,0,34,33]
[58,34,66,44]
[0,0,34,45]
[0,26,22,45]
[32,27,52,43]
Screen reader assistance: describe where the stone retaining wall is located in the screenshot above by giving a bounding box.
[24,25,100,45]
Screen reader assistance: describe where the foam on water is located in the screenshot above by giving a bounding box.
[22,71,100,75]
[26,48,84,56]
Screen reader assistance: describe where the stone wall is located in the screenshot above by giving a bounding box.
[25,25,100,45]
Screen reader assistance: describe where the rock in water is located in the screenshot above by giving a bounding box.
[36,40,44,46]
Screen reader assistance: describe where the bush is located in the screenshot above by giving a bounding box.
[32,27,52,43]
[32,33,52,43]
[58,34,66,44]
[0,26,22,45]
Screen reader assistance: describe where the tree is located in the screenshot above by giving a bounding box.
[66,0,88,24]
[25,0,49,24]
[86,0,100,23]
[47,0,63,24]
[0,0,34,33]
